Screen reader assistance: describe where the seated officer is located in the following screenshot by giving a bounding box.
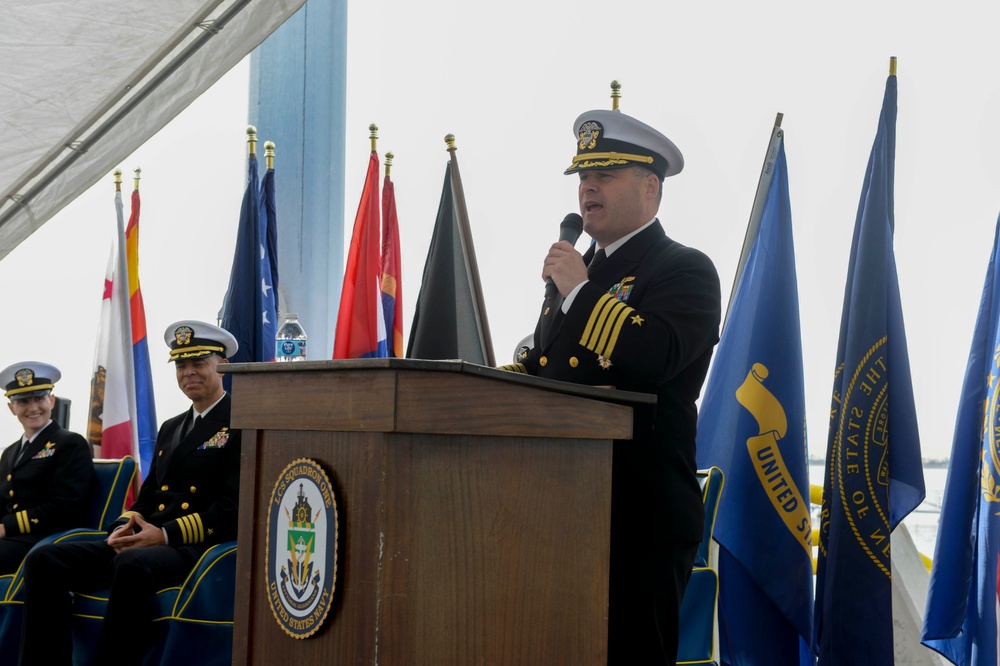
[0,361,93,574]
[19,322,241,666]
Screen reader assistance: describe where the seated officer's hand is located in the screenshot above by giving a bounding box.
[107,515,165,552]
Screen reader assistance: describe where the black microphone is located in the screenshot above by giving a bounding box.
[544,213,584,299]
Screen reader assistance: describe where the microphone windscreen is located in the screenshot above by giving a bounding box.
[559,213,583,245]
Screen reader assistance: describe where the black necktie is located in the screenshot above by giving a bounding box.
[15,439,29,464]
[588,248,607,275]
[184,414,201,439]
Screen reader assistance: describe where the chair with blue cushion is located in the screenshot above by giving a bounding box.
[71,540,238,666]
[677,466,724,666]
[0,456,138,656]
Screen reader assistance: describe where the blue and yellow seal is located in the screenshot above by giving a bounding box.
[265,458,339,639]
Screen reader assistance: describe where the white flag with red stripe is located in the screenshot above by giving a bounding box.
[87,189,138,465]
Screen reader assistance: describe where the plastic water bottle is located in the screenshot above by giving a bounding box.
[275,313,307,362]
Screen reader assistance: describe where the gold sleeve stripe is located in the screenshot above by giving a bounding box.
[16,510,29,534]
[193,513,205,542]
[594,302,622,352]
[177,513,206,544]
[497,363,527,374]
[581,294,618,348]
[580,294,635,359]
[120,511,142,521]
[178,516,189,543]
[602,304,633,358]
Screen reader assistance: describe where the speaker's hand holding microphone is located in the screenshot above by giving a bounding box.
[542,213,585,300]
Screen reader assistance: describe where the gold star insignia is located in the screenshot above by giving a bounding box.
[631,314,644,326]
[597,355,612,370]
[208,528,214,535]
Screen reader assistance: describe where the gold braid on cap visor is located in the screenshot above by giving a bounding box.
[168,345,225,361]
[5,383,54,398]
[567,151,655,171]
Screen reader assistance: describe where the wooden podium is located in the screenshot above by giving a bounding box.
[226,359,652,666]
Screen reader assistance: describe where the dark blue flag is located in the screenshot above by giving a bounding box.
[221,150,279,375]
[261,156,279,316]
[258,154,278,347]
[697,138,814,665]
[813,71,925,665]
[921,215,1000,666]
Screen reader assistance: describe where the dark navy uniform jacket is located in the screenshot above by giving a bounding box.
[113,393,240,547]
[503,220,721,544]
[0,421,93,542]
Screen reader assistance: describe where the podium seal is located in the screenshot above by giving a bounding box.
[265,458,339,638]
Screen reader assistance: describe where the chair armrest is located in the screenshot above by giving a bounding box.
[3,529,107,602]
[168,541,238,622]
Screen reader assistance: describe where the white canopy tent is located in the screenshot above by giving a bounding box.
[0,0,306,261]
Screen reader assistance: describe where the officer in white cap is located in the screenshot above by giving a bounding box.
[20,321,241,665]
[501,104,722,664]
[0,361,93,574]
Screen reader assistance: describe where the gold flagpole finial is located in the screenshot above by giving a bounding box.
[889,56,897,76]
[264,141,275,170]
[133,167,141,191]
[445,134,457,153]
[113,169,122,193]
[246,126,258,157]
[385,151,394,179]
[369,123,379,152]
[610,80,621,110]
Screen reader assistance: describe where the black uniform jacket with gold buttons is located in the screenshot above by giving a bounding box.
[504,220,721,544]
[111,393,240,547]
[0,421,93,542]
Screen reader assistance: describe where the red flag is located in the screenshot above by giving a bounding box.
[333,152,387,358]
[381,173,403,357]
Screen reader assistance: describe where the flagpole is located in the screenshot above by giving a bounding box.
[247,125,258,156]
[445,133,496,367]
[723,112,784,332]
[384,152,393,180]
[264,141,275,170]
[132,167,140,191]
[114,169,122,192]
[610,80,621,110]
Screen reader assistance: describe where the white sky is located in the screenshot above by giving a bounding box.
[1,1,997,460]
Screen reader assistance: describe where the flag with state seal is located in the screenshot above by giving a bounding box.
[922,213,1000,666]
[813,61,925,666]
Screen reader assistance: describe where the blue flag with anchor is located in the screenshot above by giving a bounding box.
[697,137,814,665]
[921,214,1000,666]
[813,70,925,666]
